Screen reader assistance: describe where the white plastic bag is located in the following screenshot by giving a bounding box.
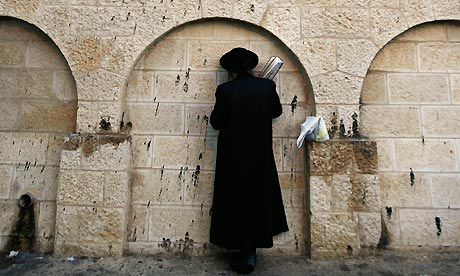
[296,116,329,148]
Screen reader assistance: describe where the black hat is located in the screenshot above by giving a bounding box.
[219,47,258,73]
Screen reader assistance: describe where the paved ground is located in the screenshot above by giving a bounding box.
[1,249,459,275]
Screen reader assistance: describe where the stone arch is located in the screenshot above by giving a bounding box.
[0,16,77,253]
[360,20,460,249]
[122,18,315,256]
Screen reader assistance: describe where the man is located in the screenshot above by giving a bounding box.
[209,48,289,274]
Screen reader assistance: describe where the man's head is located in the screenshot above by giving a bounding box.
[220,47,258,73]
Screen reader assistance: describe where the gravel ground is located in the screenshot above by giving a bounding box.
[1,249,459,276]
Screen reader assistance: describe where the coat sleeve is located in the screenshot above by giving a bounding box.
[210,85,229,130]
[272,83,282,119]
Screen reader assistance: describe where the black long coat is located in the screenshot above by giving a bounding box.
[209,72,289,250]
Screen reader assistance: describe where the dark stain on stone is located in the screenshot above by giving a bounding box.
[155,102,160,116]
[386,206,392,219]
[198,153,203,160]
[185,68,191,80]
[339,119,346,137]
[352,141,378,174]
[435,217,442,236]
[192,165,200,186]
[330,112,338,138]
[63,136,80,151]
[290,95,297,114]
[6,197,36,253]
[82,135,99,157]
[160,165,165,180]
[183,82,189,93]
[146,140,151,151]
[351,112,360,138]
[377,214,390,249]
[175,74,180,85]
[346,245,353,256]
[99,118,112,131]
[410,168,415,186]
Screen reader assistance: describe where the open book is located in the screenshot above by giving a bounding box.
[259,56,283,80]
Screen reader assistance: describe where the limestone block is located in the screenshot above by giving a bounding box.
[388,74,449,104]
[279,72,310,105]
[0,165,13,199]
[20,101,77,133]
[187,41,249,71]
[45,134,64,166]
[0,99,20,130]
[361,73,387,104]
[233,0,268,25]
[131,169,184,205]
[125,70,154,102]
[311,71,362,104]
[310,176,332,213]
[422,107,460,137]
[360,106,421,138]
[37,202,56,252]
[350,174,380,212]
[336,0,399,8]
[138,40,187,70]
[282,138,305,173]
[380,207,401,247]
[185,104,218,137]
[54,241,123,257]
[311,213,359,251]
[430,174,460,208]
[273,208,306,250]
[279,172,305,209]
[399,208,460,246]
[451,74,460,104]
[380,172,432,208]
[13,165,59,201]
[273,138,283,171]
[78,207,124,244]
[447,24,460,42]
[260,7,300,46]
[60,149,82,170]
[432,0,460,20]
[57,170,105,205]
[63,36,103,74]
[399,0,434,27]
[152,136,217,170]
[164,0,203,26]
[11,132,49,165]
[394,139,457,172]
[149,207,211,243]
[53,71,77,101]
[0,70,53,99]
[76,69,124,101]
[3,0,40,19]
[290,38,337,76]
[127,103,184,135]
[131,135,153,168]
[371,8,409,47]
[201,0,232,18]
[309,142,354,176]
[183,170,215,206]
[127,204,149,242]
[301,8,370,38]
[81,137,131,171]
[133,7,176,40]
[337,39,378,77]
[0,41,25,67]
[395,23,448,42]
[26,39,68,69]
[36,6,72,39]
[76,101,121,133]
[370,42,417,72]
[330,174,352,211]
[155,72,216,103]
[374,139,394,171]
[212,21,264,41]
[273,105,312,138]
[418,43,460,72]
[172,21,215,40]
[70,7,137,37]
[100,36,144,75]
[104,171,129,207]
[357,212,381,248]
[0,200,19,235]
[0,133,16,163]
[55,205,80,242]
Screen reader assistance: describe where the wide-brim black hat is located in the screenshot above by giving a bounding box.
[220,47,258,73]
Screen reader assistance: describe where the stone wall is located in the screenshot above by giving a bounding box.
[361,21,460,249]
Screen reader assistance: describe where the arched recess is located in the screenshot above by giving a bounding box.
[0,17,77,253]
[360,21,460,249]
[122,18,315,256]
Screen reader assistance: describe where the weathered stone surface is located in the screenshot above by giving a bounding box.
[349,174,380,212]
[233,0,268,25]
[13,165,59,200]
[447,24,460,42]
[131,169,184,205]
[290,39,337,76]
[315,104,360,138]
[273,208,306,252]
[10,132,49,165]
[400,0,434,27]
[154,72,216,103]
[451,74,460,104]
[352,141,378,174]
[201,0,232,18]
[357,212,381,248]
[26,39,68,69]
[185,104,218,137]
[279,72,310,105]
[53,71,77,101]
[37,202,57,253]
[76,69,124,101]
[396,23,448,42]
[330,174,352,211]
[57,170,105,205]
[279,172,305,209]
[418,43,460,72]
[131,135,153,168]
[127,103,184,134]
[81,136,131,171]
[311,71,362,104]
[310,176,332,213]
[374,139,394,171]
[183,170,214,206]
[361,73,387,104]
[360,106,421,138]
[309,142,354,176]
[138,40,187,70]
[430,174,460,208]
[125,70,154,101]
[0,165,13,199]
[422,107,460,137]
[0,99,20,130]
[273,105,313,138]
[63,36,103,74]
[187,41,248,71]
[76,101,121,133]
[260,7,301,46]
[0,70,55,99]
[0,200,19,235]
[337,39,378,77]
[20,101,77,132]
[432,0,460,20]
[54,241,123,257]
[127,204,149,242]
[371,8,409,46]
[0,41,25,67]
[104,171,129,207]
[282,138,305,173]
[311,213,359,250]
[387,74,449,104]
[370,42,417,71]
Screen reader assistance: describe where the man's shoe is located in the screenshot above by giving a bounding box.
[231,251,257,274]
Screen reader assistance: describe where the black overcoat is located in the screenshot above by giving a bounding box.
[209,72,289,250]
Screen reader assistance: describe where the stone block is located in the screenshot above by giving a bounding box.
[212,21,264,41]
[104,171,129,207]
[152,136,217,170]
[350,174,380,212]
[63,36,103,74]
[370,42,417,72]
[380,172,433,208]
[301,8,369,38]
[371,8,408,46]
[149,207,211,243]
[81,136,131,171]
[185,104,218,137]
[24,71,55,99]
[154,72,216,103]
[387,74,449,104]
[45,134,65,166]
[381,206,401,247]
[53,71,77,101]
[260,7,301,46]
[187,41,248,71]
[394,139,457,172]
[76,101,121,133]
[418,43,460,72]
[53,241,123,257]
[11,132,49,165]
[131,135,153,168]
[400,0,434,27]
[360,73,387,104]
[352,141,378,174]
[432,0,460,20]
[26,39,68,69]
[172,21,215,39]
[36,6,72,39]
[360,106,421,138]
[336,0,399,8]
[0,200,19,235]
[422,107,460,137]
[311,71,362,104]
[337,39,378,77]
[330,174,352,211]
[357,212,381,248]
[309,142,354,176]
[183,170,214,206]
[290,38,336,76]
[57,170,105,206]
[0,165,13,199]
[311,213,359,251]
[20,101,77,133]
[13,165,59,201]
[278,172,305,209]
[60,149,82,170]
[0,99,20,130]
[0,41,25,67]
[76,69,124,101]
[233,0,268,25]
[201,0,232,18]
[125,70,154,102]
[282,139,305,173]
[54,205,80,242]
[78,207,124,244]
[273,105,313,138]
[310,176,332,213]
[447,24,460,42]
[127,103,184,135]
[374,139,394,171]
[131,169,184,205]
[279,72,310,105]
[138,40,187,70]
[395,23,448,42]
[430,174,460,208]
[37,202,56,252]
[127,204,149,242]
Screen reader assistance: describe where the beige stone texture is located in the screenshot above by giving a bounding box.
[11,132,49,165]
[131,135,153,168]
[371,8,409,47]
[430,174,460,208]
[309,142,354,176]
[370,42,417,71]
[0,40,25,67]
[395,23,448,42]
[422,107,460,137]
[53,241,123,257]
[183,170,214,206]
[76,101,121,133]
[76,69,124,101]
[12,165,59,201]
[138,40,187,70]
[350,174,380,212]
[337,39,378,77]
[59,148,82,170]
[400,0,434,27]
[260,7,301,46]
[233,0,268,25]
[447,24,460,42]
[27,39,68,69]
[290,39,337,77]
[0,70,55,99]
[250,41,298,72]
[131,169,184,205]
[432,0,460,20]
[57,170,105,206]
[187,41,249,71]
[172,22,215,40]
[387,74,449,104]
[45,134,65,166]
[451,74,460,104]
[63,36,103,74]
[20,101,77,132]
[279,72,310,105]
[127,204,149,242]
[418,43,460,72]
[185,104,218,137]
[273,208,307,253]
[125,70,154,102]
[310,176,332,213]
[311,213,359,251]
[311,71,362,104]
[0,165,13,199]
[273,105,313,138]
[0,99,20,130]
[80,137,131,171]
[273,138,283,171]
[357,212,381,248]
[282,139,305,173]
[394,139,457,172]
[330,174,352,211]
[374,139,394,171]
[361,73,387,104]
[380,172,432,208]
[154,72,216,103]
[37,202,57,252]
[279,172,306,209]
[53,71,77,101]
[0,200,19,236]
[127,103,184,134]
[104,171,129,207]
[360,106,421,138]
[152,136,217,170]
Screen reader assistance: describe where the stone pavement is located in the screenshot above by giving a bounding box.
[1,250,459,276]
